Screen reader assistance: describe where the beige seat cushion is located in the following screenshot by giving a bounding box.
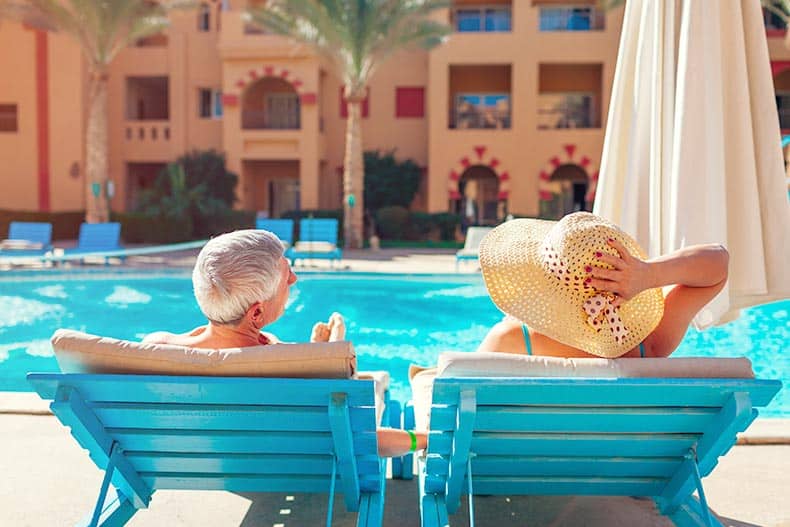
[410,352,755,432]
[292,241,337,253]
[356,370,390,425]
[52,329,357,378]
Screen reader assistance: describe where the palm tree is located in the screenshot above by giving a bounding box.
[247,0,450,248]
[0,0,180,223]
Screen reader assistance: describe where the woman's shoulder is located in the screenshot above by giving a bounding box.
[477,318,527,354]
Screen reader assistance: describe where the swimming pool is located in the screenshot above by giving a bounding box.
[0,271,787,417]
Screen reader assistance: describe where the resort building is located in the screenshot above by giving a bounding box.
[1,3,789,224]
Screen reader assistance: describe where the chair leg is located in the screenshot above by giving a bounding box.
[419,459,449,527]
[666,496,725,527]
[77,487,140,527]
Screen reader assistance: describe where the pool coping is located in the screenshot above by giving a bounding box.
[3,390,789,444]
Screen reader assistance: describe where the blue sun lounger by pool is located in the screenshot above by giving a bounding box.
[0,221,53,256]
[455,227,492,271]
[286,218,343,267]
[256,218,295,248]
[63,222,124,265]
[28,373,392,527]
[412,353,781,527]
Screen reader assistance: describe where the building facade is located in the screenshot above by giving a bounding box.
[1,2,788,224]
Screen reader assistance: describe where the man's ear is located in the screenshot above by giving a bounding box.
[247,302,266,328]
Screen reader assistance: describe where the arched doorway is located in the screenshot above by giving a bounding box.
[242,76,300,130]
[453,165,501,227]
[544,163,589,219]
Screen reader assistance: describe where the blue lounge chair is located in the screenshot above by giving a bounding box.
[65,222,123,265]
[256,218,295,248]
[28,373,391,527]
[286,218,343,267]
[455,227,492,271]
[0,221,53,256]
[415,354,781,527]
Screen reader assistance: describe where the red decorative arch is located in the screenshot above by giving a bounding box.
[538,144,599,204]
[447,145,510,200]
[222,66,315,107]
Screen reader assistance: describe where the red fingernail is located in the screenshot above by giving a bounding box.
[608,238,614,242]
[585,277,591,283]
[595,251,602,258]
[585,266,592,273]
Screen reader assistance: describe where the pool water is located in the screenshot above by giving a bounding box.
[0,272,787,417]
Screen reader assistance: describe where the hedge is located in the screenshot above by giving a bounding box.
[0,210,85,241]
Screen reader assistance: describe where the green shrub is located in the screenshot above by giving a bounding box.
[200,209,256,236]
[432,212,461,241]
[0,210,85,241]
[405,211,435,241]
[112,212,193,244]
[364,150,422,214]
[375,206,410,240]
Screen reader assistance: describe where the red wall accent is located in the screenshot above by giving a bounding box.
[340,86,369,118]
[395,86,425,118]
[35,30,50,212]
[221,94,239,106]
[300,92,317,105]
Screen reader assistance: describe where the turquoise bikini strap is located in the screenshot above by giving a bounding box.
[522,324,533,356]
[639,342,646,358]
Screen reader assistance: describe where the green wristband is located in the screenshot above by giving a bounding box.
[407,430,418,452]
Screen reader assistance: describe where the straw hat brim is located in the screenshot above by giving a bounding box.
[479,217,664,358]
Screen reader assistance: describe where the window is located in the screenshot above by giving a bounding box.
[539,6,604,31]
[0,104,17,132]
[198,89,223,119]
[265,93,300,129]
[340,87,369,118]
[453,94,510,129]
[454,6,511,32]
[198,3,211,31]
[396,87,425,118]
[537,93,596,129]
[776,92,790,129]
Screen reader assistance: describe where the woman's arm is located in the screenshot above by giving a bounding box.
[589,241,729,357]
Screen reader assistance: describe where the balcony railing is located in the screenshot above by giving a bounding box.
[242,109,300,130]
[539,6,605,32]
[453,6,512,33]
[124,121,171,141]
[451,94,511,130]
[537,93,598,129]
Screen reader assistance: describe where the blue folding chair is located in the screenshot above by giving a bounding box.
[286,218,343,267]
[416,356,781,527]
[0,221,53,255]
[64,223,123,265]
[28,373,391,527]
[256,218,295,248]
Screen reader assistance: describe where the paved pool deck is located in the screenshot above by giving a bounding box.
[1,246,788,525]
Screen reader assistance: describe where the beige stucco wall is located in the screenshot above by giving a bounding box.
[3,3,789,221]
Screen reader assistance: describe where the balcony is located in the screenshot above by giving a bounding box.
[451,1,512,33]
[538,63,602,129]
[538,5,605,32]
[242,77,301,130]
[449,64,512,130]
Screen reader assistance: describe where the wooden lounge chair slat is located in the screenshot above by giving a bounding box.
[431,404,719,434]
[91,403,376,431]
[431,378,779,407]
[29,375,376,406]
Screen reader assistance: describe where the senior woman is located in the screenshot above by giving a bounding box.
[143,229,426,457]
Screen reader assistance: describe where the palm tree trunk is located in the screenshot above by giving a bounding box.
[343,97,365,249]
[85,69,110,223]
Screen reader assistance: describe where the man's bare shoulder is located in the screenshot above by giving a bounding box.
[142,326,206,346]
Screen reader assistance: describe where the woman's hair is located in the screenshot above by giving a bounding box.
[192,229,285,325]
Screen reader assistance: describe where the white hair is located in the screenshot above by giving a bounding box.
[192,229,285,325]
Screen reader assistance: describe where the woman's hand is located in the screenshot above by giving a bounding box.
[586,239,654,306]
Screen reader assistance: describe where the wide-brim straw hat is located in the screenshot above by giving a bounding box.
[479,212,664,358]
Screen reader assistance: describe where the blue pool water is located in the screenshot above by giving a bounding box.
[0,271,787,417]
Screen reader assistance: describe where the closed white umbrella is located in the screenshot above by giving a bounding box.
[594,0,790,328]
